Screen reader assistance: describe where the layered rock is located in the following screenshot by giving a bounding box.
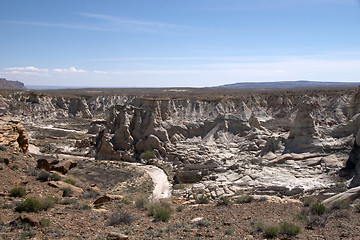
[0,117,29,153]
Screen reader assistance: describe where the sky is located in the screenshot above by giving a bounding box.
[0,0,360,88]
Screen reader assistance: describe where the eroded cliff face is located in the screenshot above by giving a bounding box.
[93,88,360,198]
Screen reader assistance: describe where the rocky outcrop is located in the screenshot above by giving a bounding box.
[0,78,26,90]
[285,102,321,153]
[36,159,77,174]
[0,118,28,153]
[339,128,360,187]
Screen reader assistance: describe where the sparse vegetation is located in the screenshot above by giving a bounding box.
[0,145,7,151]
[82,190,99,199]
[107,209,134,226]
[355,204,360,212]
[135,198,148,210]
[176,205,185,212]
[37,170,50,182]
[27,167,38,176]
[331,200,349,210]
[148,202,172,222]
[10,164,18,170]
[311,202,326,215]
[225,228,234,235]
[49,172,61,181]
[15,198,43,212]
[217,196,232,206]
[263,226,279,238]
[61,187,73,197]
[64,178,76,185]
[279,222,300,236]
[40,218,51,227]
[9,186,26,197]
[141,150,156,161]
[235,195,254,204]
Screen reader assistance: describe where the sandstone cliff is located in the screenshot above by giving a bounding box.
[0,117,29,153]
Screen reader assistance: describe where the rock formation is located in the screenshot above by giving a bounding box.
[0,78,26,90]
[0,117,28,153]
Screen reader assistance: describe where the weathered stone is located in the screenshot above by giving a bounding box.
[15,213,40,227]
[48,181,83,197]
[94,195,112,206]
[51,160,77,174]
[322,186,360,205]
[37,159,51,171]
[107,232,129,240]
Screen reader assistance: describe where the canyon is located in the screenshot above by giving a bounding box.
[1,86,360,201]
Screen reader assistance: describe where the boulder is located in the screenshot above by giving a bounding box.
[48,181,83,197]
[51,160,77,174]
[37,159,51,171]
[322,186,360,205]
[94,195,112,206]
[107,232,129,240]
[14,213,40,227]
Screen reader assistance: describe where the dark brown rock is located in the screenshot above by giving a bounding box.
[51,160,77,174]
[94,195,112,206]
[37,159,51,171]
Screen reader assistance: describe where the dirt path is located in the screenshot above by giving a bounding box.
[28,144,172,199]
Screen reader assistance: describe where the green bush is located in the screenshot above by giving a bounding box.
[279,222,300,236]
[250,221,264,234]
[135,198,148,210]
[39,196,58,210]
[311,202,326,215]
[303,197,316,207]
[40,218,51,227]
[64,179,76,185]
[235,195,254,204]
[331,200,349,210]
[225,228,234,235]
[120,197,132,205]
[37,170,50,182]
[148,203,172,222]
[0,145,7,151]
[263,226,279,238]
[15,198,42,212]
[217,196,232,206]
[49,173,61,181]
[10,164,19,170]
[9,187,26,198]
[141,150,156,161]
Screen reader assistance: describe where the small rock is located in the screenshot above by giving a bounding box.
[14,213,40,227]
[37,159,51,171]
[94,195,112,206]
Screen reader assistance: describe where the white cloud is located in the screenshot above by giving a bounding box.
[4,66,48,72]
[94,70,108,74]
[53,67,87,73]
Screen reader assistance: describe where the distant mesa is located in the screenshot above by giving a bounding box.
[0,78,26,90]
[219,80,360,89]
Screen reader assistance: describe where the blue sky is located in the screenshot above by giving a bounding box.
[0,0,359,87]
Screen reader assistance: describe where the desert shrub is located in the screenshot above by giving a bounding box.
[64,179,76,185]
[355,204,360,212]
[225,228,234,235]
[39,196,58,210]
[303,197,316,207]
[49,172,61,181]
[37,170,50,182]
[217,196,232,206]
[279,222,300,236]
[82,190,99,199]
[135,198,148,210]
[141,150,156,161]
[0,145,7,151]
[27,167,38,176]
[176,205,185,212]
[120,197,132,205]
[10,164,19,170]
[15,198,42,212]
[9,187,26,198]
[193,219,211,228]
[311,202,326,215]
[235,195,254,204]
[306,215,328,228]
[263,226,279,238]
[195,194,209,204]
[40,218,51,227]
[250,221,264,234]
[331,200,349,210]
[19,230,37,240]
[61,187,73,197]
[107,210,134,226]
[148,203,172,222]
